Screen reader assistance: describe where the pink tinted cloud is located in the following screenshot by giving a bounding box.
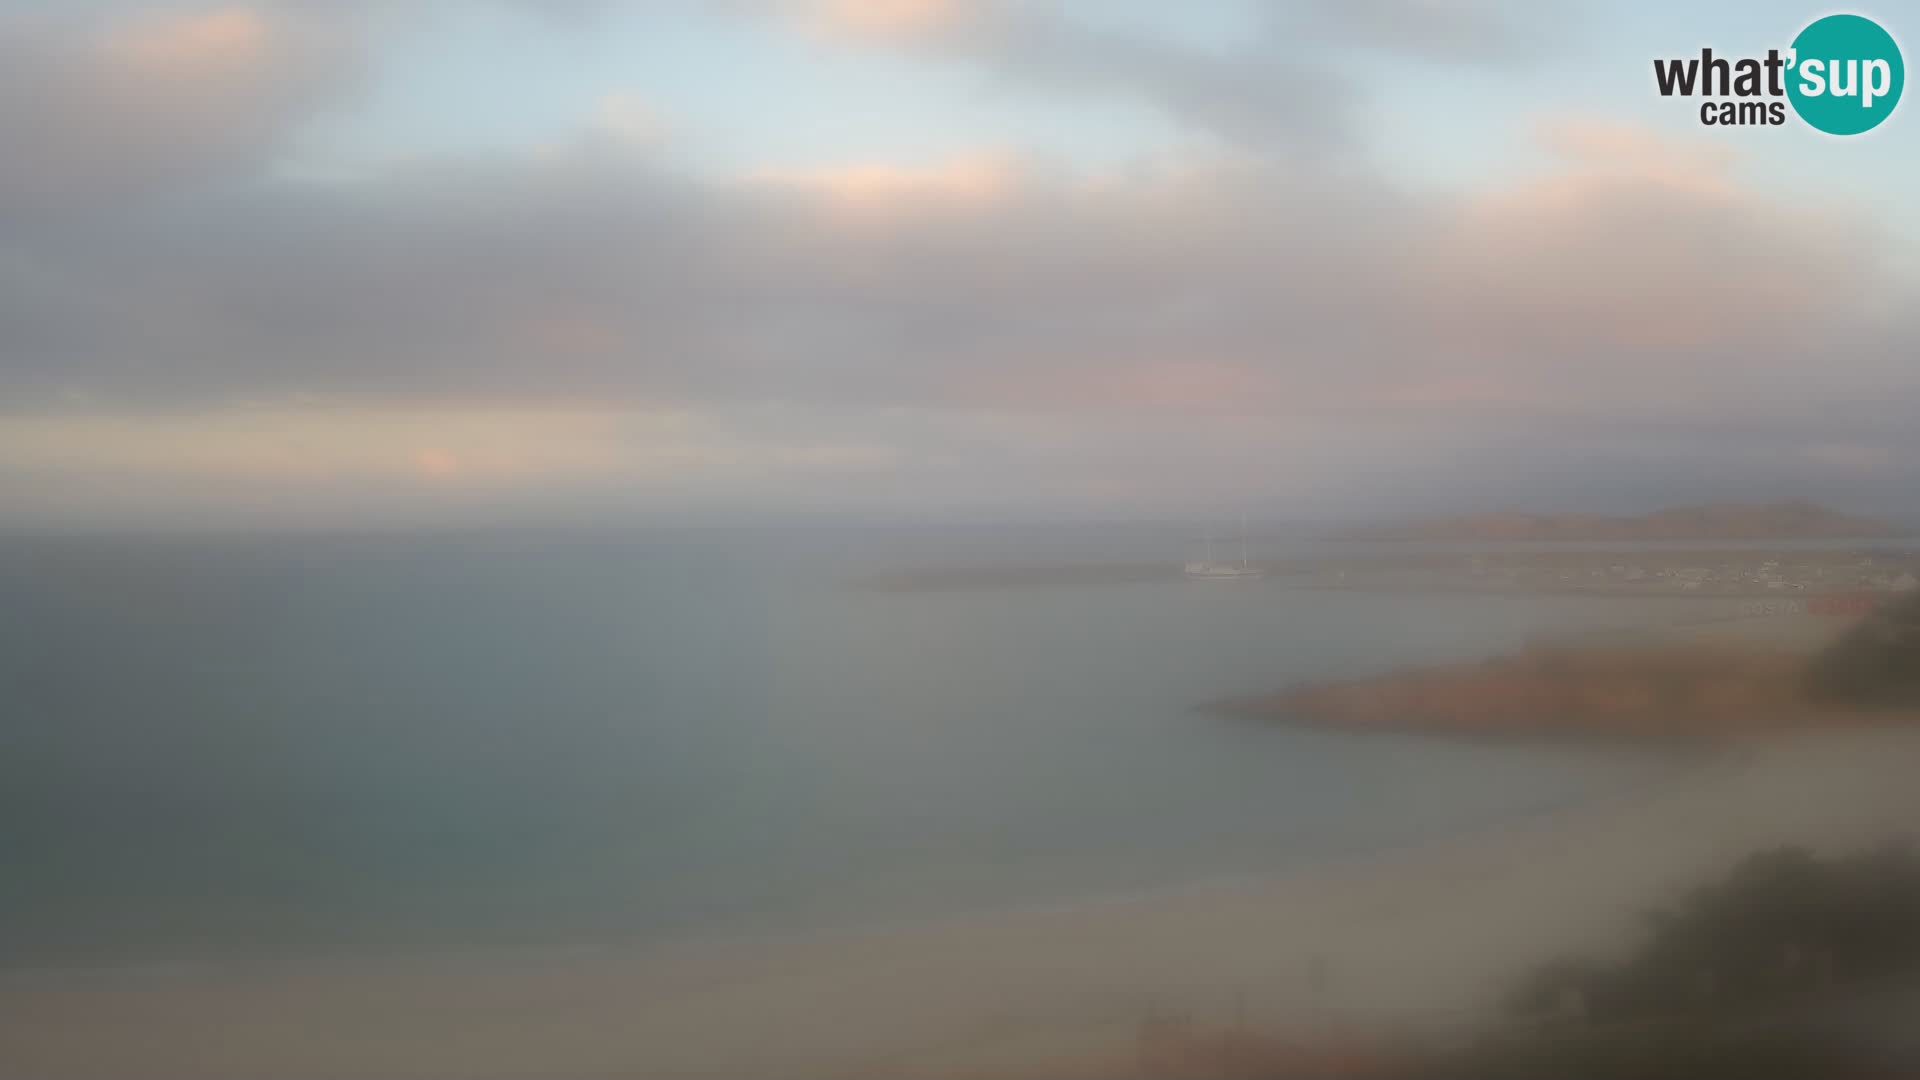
[0,5,353,211]
[1412,116,1870,371]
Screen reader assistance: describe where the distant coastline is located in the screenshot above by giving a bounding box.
[1334,499,1905,543]
[856,544,1920,596]
[1212,594,1920,743]
[1206,644,1835,742]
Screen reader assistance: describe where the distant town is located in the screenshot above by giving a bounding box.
[1286,549,1920,603]
[858,502,1920,596]
[1335,500,1905,543]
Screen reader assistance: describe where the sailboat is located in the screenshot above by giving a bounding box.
[1184,516,1264,580]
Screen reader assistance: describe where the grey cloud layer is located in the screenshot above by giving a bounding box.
[7,122,1907,431]
[0,6,355,215]
[2,1,1917,513]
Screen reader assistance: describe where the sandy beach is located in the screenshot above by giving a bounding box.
[6,717,1919,1079]
[8,0,1918,1061]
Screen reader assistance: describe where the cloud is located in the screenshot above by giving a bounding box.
[1803,442,1894,472]
[1,3,1917,520]
[1410,117,1882,394]
[747,154,1019,212]
[0,5,356,215]
[4,115,1911,435]
[594,92,668,145]
[0,403,896,514]
[772,0,1558,154]
[1295,0,1552,65]
[807,0,965,41]
[765,0,1354,153]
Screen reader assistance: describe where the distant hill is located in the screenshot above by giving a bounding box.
[1339,500,1904,543]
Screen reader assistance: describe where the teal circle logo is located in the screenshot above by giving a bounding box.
[1787,14,1904,135]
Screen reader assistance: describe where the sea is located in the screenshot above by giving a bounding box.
[0,522,1708,970]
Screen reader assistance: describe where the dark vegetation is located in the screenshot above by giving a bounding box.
[1507,844,1920,1024]
[1416,598,1920,1078]
[1389,844,1920,1079]
[1805,591,1920,708]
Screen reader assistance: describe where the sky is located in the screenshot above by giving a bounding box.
[1,0,1917,528]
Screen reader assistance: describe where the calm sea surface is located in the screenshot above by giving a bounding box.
[0,523,1701,968]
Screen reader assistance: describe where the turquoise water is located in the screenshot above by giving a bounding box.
[0,525,1689,967]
